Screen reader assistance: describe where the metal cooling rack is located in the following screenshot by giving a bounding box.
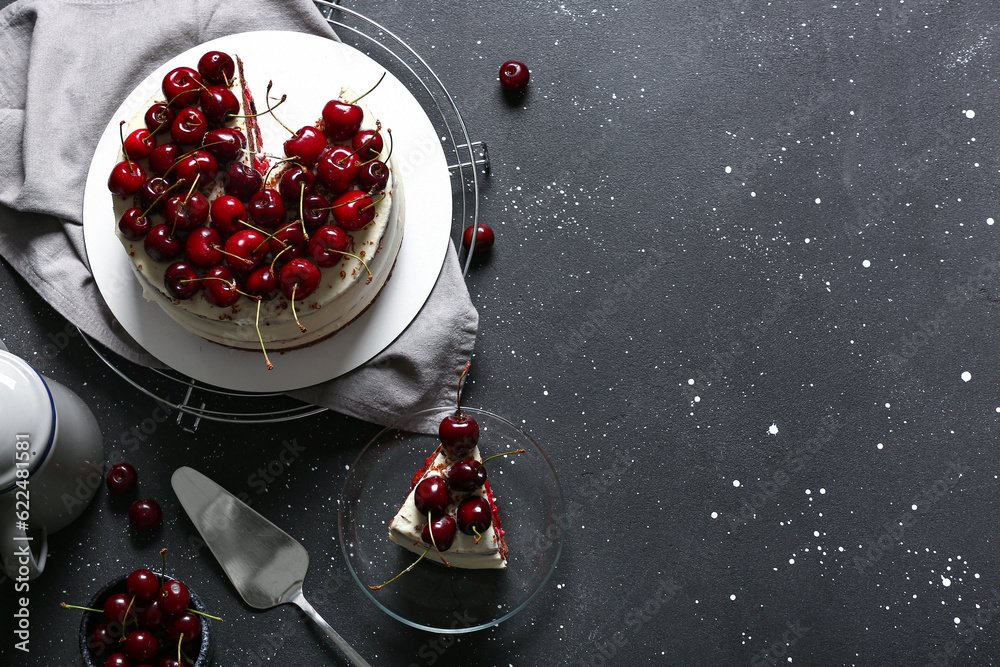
[84,1,489,428]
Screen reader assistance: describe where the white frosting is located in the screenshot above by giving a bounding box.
[388,446,508,570]
[113,72,403,351]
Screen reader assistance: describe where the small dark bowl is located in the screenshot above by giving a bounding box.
[78,572,214,666]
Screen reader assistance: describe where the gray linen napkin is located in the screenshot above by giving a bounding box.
[0,0,478,431]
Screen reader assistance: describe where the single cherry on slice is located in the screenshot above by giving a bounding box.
[331,190,376,231]
[118,207,152,242]
[278,258,321,300]
[148,142,182,177]
[357,160,389,191]
[456,495,492,537]
[224,162,263,201]
[106,462,138,494]
[307,224,350,267]
[124,128,157,160]
[248,188,286,229]
[126,568,160,604]
[184,227,224,269]
[421,514,457,551]
[284,126,327,167]
[201,127,246,164]
[144,103,175,134]
[159,579,190,615]
[499,60,530,93]
[171,107,208,145]
[202,265,242,307]
[210,195,247,235]
[198,50,235,85]
[129,498,162,531]
[316,147,361,195]
[224,229,268,274]
[124,628,158,663]
[440,414,480,457]
[413,476,449,517]
[462,223,495,255]
[108,160,146,196]
[144,224,183,262]
[200,85,240,125]
[322,99,364,141]
[162,66,202,108]
[446,459,486,492]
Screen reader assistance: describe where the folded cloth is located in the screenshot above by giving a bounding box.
[0,0,478,431]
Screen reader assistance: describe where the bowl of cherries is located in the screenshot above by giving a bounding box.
[70,563,216,667]
[339,404,564,634]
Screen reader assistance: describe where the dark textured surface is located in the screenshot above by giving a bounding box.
[5,1,1000,665]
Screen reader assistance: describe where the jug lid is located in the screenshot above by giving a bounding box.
[0,351,55,493]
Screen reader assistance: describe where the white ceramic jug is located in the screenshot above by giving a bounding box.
[0,349,103,580]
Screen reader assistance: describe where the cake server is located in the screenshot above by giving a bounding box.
[171,466,370,667]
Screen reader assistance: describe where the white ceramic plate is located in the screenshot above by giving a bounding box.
[83,31,451,392]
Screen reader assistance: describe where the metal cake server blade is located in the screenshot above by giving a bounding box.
[171,466,370,667]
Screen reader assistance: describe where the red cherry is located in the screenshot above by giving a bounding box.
[224,229,268,274]
[446,459,486,492]
[198,51,235,85]
[202,265,242,307]
[173,150,218,186]
[352,129,383,161]
[357,160,389,191]
[144,225,183,262]
[316,147,361,195]
[307,224,350,268]
[144,103,175,134]
[118,208,151,242]
[184,228,223,269]
[126,568,160,604]
[284,126,327,167]
[162,67,202,108]
[137,177,174,213]
[166,611,202,646]
[106,462,138,494]
[89,622,116,656]
[158,579,190,615]
[201,127,246,164]
[456,495,492,536]
[224,162,263,201]
[124,629,158,663]
[322,99,363,141]
[420,515,457,551]
[103,652,131,667]
[199,85,240,125]
[245,265,280,301]
[108,160,146,196]
[301,193,330,230]
[128,498,162,531]
[269,222,307,263]
[103,592,138,624]
[331,190,375,231]
[171,107,208,145]
[278,165,316,202]
[499,60,530,93]
[278,258,321,300]
[248,188,286,229]
[413,476,449,517]
[148,142,182,177]
[164,192,209,232]
[461,224,495,255]
[137,599,165,629]
[439,414,479,457]
[210,195,247,235]
[124,129,157,160]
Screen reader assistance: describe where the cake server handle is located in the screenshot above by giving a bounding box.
[289,589,372,667]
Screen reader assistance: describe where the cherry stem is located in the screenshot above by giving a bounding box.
[298,183,309,240]
[291,283,306,332]
[472,525,482,545]
[118,121,137,175]
[186,607,224,622]
[362,193,387,212]
[182,174,200,205]
[456,361,471,414]
[177,633,184,663]
[427,510,451,567]
[271,107,294,135]
[384,128,393,163]
[350,72,386,105]
[269,244,291,272]
[335,250,373,283]
[264,156,303,185]
[369,545,431,590]
[181,276,262,301]
[229,81,286,119]
[140,181,182,218]
[255,299,274,370]
[60,603,102,613]
[481,449,526,466]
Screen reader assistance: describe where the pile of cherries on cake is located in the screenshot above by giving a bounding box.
[109,50,390,309]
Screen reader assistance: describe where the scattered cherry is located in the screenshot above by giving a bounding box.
[499,60,530,93]
[200,85,240,125]
[248,188,286,229]
[316,146,361,195]
[322,99,363,141]
[300,193,330,230]
[210,194,248,235]
[128,498,163,531]
[278,165,316,202]
[269,223,307,263]
[148,143,182,177]
[357,160,389,191]
[245,265,280,301]
[106,463,138,494]
[224,229,268,274]
[138,177,174,213]
[352,128,383,161]
[462,223,495,255]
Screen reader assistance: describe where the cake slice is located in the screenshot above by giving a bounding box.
[388,445,508,569]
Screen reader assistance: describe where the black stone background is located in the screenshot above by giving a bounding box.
[4,0,1000,665]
